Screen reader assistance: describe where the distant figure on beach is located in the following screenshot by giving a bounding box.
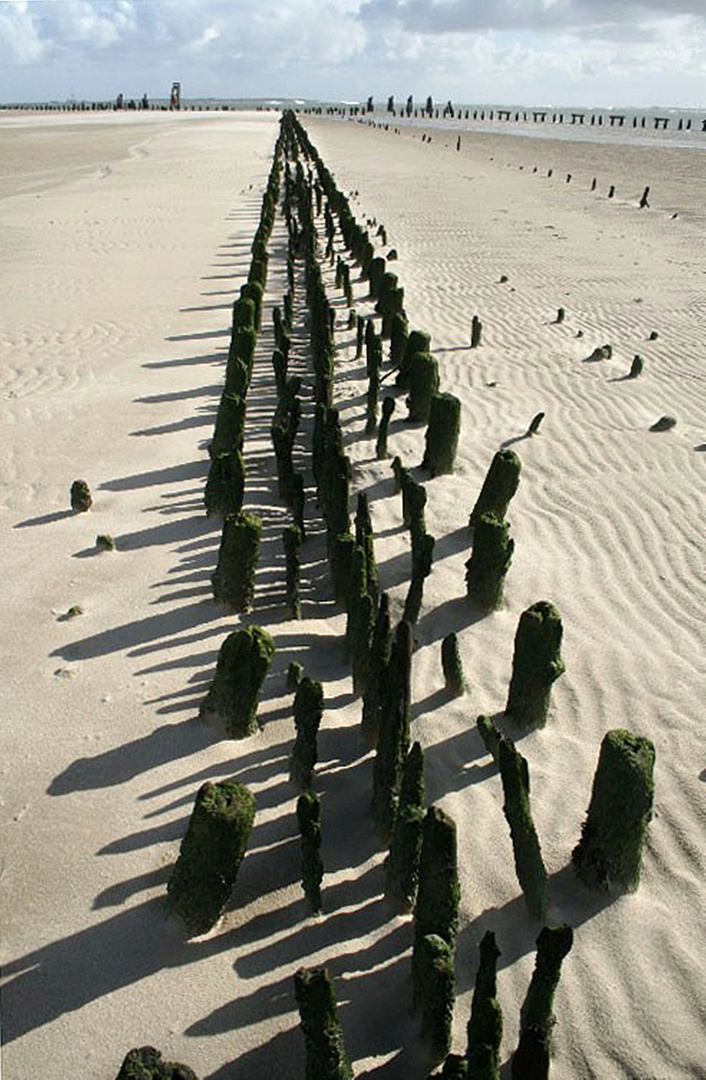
[115,92,124,110]
[141,93,149,110]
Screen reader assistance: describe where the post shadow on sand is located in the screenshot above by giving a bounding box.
[454,862,620,997]
[47,717,217,795]
[50,595,224,662]
[134,383,222,405]
[100,459,209,492]
[13,508,75,529]
[413,593,487,647]
[1,897,234,1045]
[142,350,227,370]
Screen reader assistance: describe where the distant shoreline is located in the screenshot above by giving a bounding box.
[2,96,704,153]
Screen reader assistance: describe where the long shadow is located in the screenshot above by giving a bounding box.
[142,351,226,370]
[413,593,486,646]
[1,898,232,1045]
[47,718,217,794]
[455,863,618,996]
[50,596,223,662]
[14,509,75,529]
[100,460,208,492]
[165,328,229,343]
[130,413,215,438]
[134,385,221,405]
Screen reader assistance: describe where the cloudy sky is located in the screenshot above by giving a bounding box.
[1,0,705,107]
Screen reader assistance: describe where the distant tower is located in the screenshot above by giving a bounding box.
[170,82,181,110]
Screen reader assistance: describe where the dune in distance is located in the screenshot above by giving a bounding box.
[1,105,704,1080]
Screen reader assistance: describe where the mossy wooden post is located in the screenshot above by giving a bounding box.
[115,1047,200,1080]
[629,355,644,378]
[361,592,392,746]
[511,926,573,1080]
[290,675,324,790]
[167,779,256,936]
[422,392,461,476]
[477,714,502,765]
[442,633,465,697]
[471,316,482,348]
[376,396,395,460]
[415,805,460,946]
[212,511,261,612]
[272,348,287,397]
[71,479,92,512]
[572,730,655,892]
[465,512,514,613]
[407,352,440,422]
[372,619,413,841]
[205,450,245,519]
[398,329,431,389]
[441,1054,469,1080]
[356,314,365,359]
[199,625,275,738]
[498,736,548,920]
[297,790,323,914]
[211,392,246,457]
[413,805,460,1061]
[240,280,264,329]
[355,491,378,605]
[287,660,304,693]
[466,932,502,1073]
[466,1044,499,1080]
[390,311,409,371]
[294,967,354,1080]
[506,602,565,729]
[283,524,302,619]
[469,450,522,529]
[413,933,455,1064]
[346,545,374,696]
[404,529,435,625]
[384,741,425,912]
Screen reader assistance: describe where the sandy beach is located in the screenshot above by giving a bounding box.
[1,108,704,1080]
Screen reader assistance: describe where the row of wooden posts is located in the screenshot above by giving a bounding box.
[116,109,655,1080]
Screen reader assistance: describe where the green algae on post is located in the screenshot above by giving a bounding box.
[167,779,256,936]
[199,626,275,738]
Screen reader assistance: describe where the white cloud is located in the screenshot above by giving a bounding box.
[0,0,703,105]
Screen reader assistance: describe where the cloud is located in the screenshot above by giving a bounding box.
[358,0,706,36]
[0,0,703,105]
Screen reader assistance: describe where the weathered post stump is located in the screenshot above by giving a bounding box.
[294,967,354,1080]
[422,393,461,476]
[290,676,325,790]
[297,790,324,914]
[572,729,655,892]
[498,737,548,920]
[211,511,261,611]
[384,741,425,912]
[283,523,302,619]
[205,450,245,519]
[361,592,392,746]
[505,602,565,730]
[372,619,413,841]
[466,931,502,1076]
[199,626,275,738]
[465,512,514,613]
[407,352,440,422]
[511,925,573,1080]
[71,479,93,513]
[469,450,521,529]
[376,396,396,460]
[115,1046,200,1080]
[442,633,465,697]
[167,779,256,936]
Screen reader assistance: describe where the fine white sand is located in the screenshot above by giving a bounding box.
[1,109,704,1080]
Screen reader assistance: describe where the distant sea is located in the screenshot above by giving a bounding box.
[171,97,706,151]
[5,95,705,151]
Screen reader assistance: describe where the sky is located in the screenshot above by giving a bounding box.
[0,0,705,108]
